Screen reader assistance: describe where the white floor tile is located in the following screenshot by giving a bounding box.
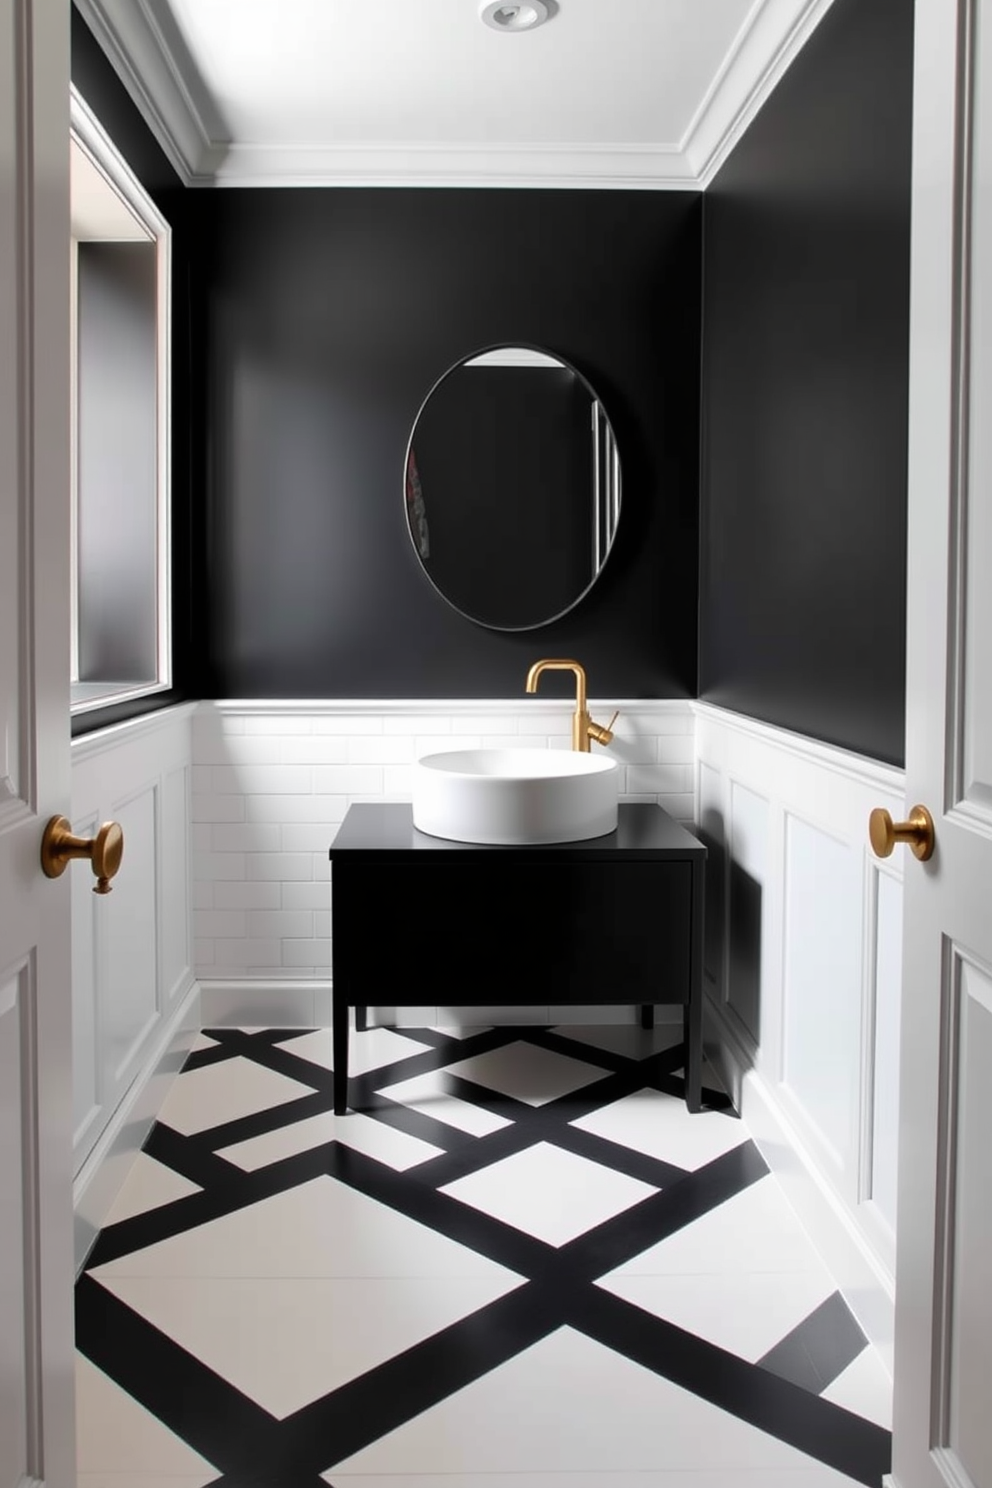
[609,1175,826,1277]
[553,1022,684,1060]
[377,1070,512,1136]
[435,1024,493,1039]
[439,1141,658,1247]
[98,1273,523,1419]
[445,1041,610,1106]
[821,1345,893,1429]
[91,1173,522,1281]
[103,1154,202,1225]
[326,1327,866,1481]
[75,1355,217,1481]
[598,1269,837,1363]
[217,1107,443,1172]
[281,1025,433,1074]
[189,1033,218,1053]
[157,1055,313,1136]
[571,1086,748,1170]
[78,1478,218,1488]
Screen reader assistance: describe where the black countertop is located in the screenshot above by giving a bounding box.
[329,802,705,861]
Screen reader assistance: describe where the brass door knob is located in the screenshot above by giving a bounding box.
[868,804,935,862]
[41,815,124,893]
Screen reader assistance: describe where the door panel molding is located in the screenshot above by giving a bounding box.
[0,957,42,1485]
[931,944,992,1488]
[949,0,992,824]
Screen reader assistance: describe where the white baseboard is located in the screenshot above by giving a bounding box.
[706,995,896,1373]
[198,978,332,1028]
[73,974,200,1274]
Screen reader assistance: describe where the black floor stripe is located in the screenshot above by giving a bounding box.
[523,1022,685,1070]
[571,1286,892,1488]
[85,1139,341,1270]
[322,1140,562,1281]
[291,1283,562,1472]
[759,1289,869,1394]
[550,1118,691,1189]
[557,1139,770,1282]
[347,1085,483,1152]
[76,1274,327,1488]
[75,1023,892,1486]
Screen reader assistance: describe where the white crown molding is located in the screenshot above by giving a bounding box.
[72,0,227,184]
[683,0,839,187]
[75,0,838,189]
[208,141,695,191]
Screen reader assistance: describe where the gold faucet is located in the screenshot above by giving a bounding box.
[525,659,618,753]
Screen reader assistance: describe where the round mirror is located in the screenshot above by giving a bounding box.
[404,345,621,630]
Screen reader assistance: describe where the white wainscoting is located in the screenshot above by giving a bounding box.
[695,702,905,1367]
[71,703,198,1268]
[192,699,696,1027]
[71,694,911,1363]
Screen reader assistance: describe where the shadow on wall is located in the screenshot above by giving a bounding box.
[697,802,762,1050]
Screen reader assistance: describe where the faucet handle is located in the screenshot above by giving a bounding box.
[588,709,619,748]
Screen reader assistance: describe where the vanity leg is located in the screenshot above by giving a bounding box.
[333,994,350,1115]
[685,857,705,1113]
[640,1005,655,1030]
[355,1004,368,1033]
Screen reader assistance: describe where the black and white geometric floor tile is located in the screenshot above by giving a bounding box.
[75,1022,894,1488]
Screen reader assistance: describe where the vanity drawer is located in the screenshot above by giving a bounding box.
[332,860,692,1005]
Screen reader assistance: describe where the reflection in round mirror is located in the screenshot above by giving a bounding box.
[404,345,621,630]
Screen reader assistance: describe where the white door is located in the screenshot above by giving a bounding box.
[0,2,76,1486]
[889,0,992,1485]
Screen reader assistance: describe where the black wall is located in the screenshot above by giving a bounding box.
[71,10,198,730]
[74,0,915,758]
[201,189,702,700]
[699,0,914,766]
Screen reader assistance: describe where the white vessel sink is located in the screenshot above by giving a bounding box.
[412,747,619,845]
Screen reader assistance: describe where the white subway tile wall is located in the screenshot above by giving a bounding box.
[192,701,696,986]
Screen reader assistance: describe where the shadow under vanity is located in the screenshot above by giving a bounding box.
[329,802,706,1114]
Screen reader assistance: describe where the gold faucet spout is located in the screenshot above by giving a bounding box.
[524,659,615,753]
[525,658,586,708]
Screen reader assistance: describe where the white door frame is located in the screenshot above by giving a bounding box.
[0,1,76,1485]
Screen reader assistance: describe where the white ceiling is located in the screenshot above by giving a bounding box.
[74,0,837,188]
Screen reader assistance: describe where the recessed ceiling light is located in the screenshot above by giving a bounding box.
[481,2,551,33]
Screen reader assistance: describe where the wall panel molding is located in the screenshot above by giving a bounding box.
[72,977,198,1272]
[696,702,904,1357]
[71,704,194,1175]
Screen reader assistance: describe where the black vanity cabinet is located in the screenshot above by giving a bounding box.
[329,802,706,1113]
